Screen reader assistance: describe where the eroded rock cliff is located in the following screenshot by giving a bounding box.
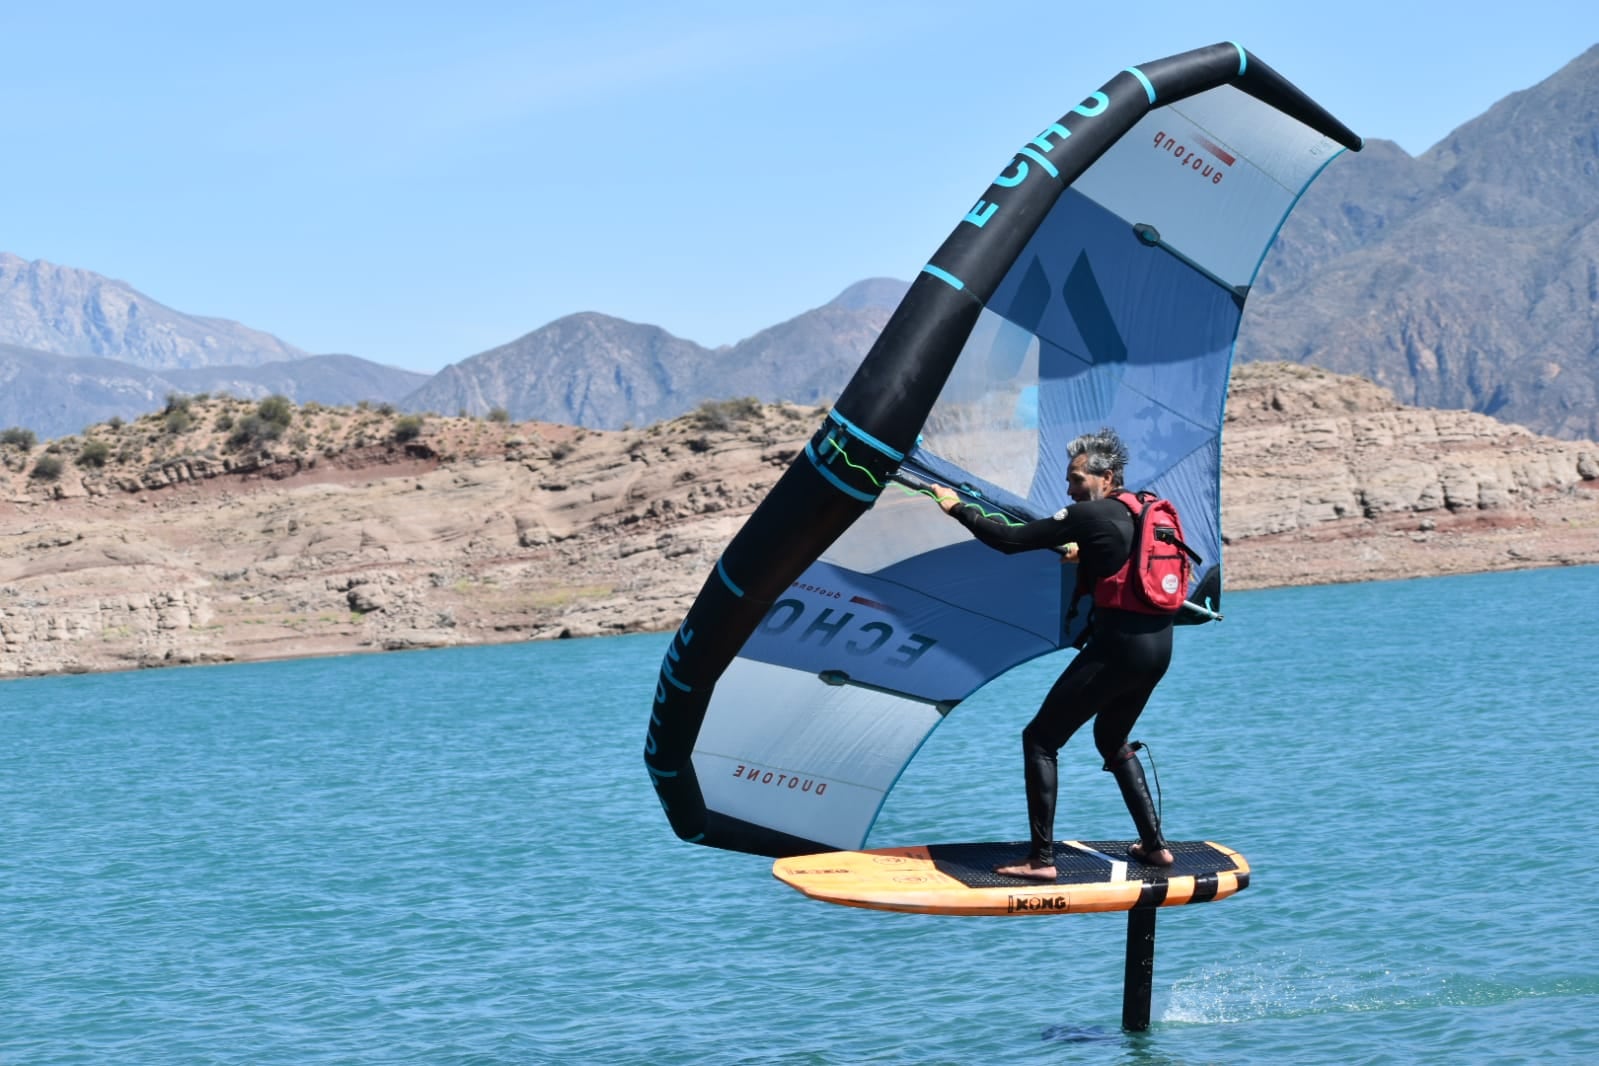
[2,366,1594,679]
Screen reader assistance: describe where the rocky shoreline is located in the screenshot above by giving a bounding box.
[2,363,1595,680]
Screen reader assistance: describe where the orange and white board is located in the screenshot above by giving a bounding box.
[772,839,1249,916]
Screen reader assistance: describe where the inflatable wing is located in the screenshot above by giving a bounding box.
[646,42,1362,857]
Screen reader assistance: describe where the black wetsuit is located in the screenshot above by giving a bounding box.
[951,496,1174,866]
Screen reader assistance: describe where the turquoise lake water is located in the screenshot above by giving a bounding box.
[3,565,1597,1064]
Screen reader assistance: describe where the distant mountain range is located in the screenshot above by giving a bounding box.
[0,256,428,437]
[0,339,429,439]
[1236,42,1599,441]
[401,277,906,429]
[0,253,309,368]
[4,45,1597,442]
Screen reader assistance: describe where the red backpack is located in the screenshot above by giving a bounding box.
[1094,490,1202,614]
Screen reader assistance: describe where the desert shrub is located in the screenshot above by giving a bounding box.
[76,440,112,468]
[163,392,193,416]
[214,412,235,432]
[164,408,194,435]
[257,394,294,427]
[30,455,64,481]
[377,402,397,416]
[691,397,763,431]
[392,415,424,442]
[1,427,36,450]
[488,406,511,424]
[228,414,284,450]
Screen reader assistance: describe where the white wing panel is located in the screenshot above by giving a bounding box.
[1073,85,1343,289]
[694,658,944,849]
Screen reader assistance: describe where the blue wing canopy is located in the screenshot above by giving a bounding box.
[647,43,1361,856]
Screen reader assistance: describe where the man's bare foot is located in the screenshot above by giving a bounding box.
[994,861,1058,881]
[1127,841,1173,866]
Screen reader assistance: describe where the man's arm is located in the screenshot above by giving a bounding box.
[931,482,1073,555]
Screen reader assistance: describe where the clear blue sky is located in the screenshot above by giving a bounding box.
[3,2,1595,373]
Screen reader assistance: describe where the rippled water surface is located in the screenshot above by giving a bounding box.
[4,566,1597,1063]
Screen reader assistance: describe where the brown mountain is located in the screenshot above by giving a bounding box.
[402,314,713,427]
[1238,43,1599,440]
[400,279,902,428]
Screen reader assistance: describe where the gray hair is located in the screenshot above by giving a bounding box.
[1066,427,1129,486]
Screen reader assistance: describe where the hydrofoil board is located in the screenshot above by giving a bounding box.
[772,839,1248,916]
